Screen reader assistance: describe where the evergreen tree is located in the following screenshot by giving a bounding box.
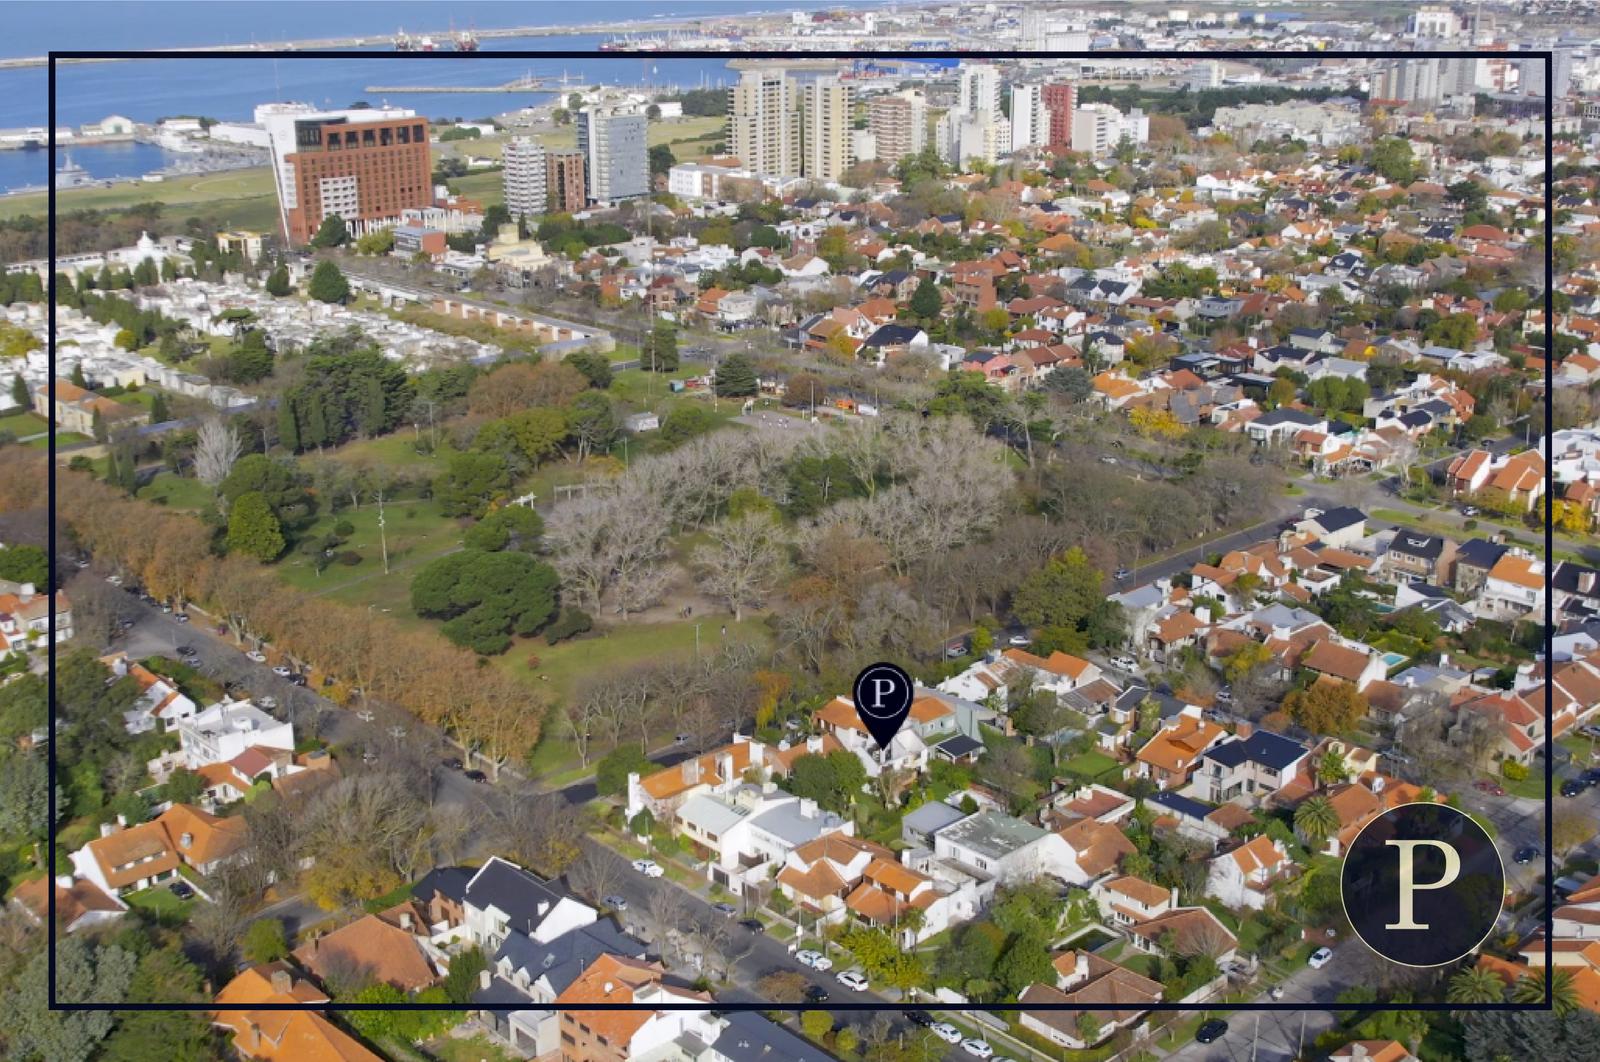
[160,257,179,282]
[303,389,330,449]
[310,215,348,248]
[356,375,386,437]
[908,277,941,320]
[70,362,87,388]
[132,257,158,287]
[643,321,678,372]
[307,259,349,304]
[264,263,292,297]
[712,352,758,397]
[276,394,301,453]
[10,372,29,409]
[148,391,169,424]
[225,491,286,560]
[90,407,106,442]
[55,272,80,308]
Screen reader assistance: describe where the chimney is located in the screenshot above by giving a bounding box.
[1194,606,1212,624]
[55,874,74,889]
[1074,951,1089,982]
[479,969,492,990]
[116,813,128,828]
[603,981,615,995]
[799,798,818,819]
[269,968,292,995]
[1582,571,1597,595]
[1169,885,1179,907]
[683,759,700,785]
[750,742,764,767]
[99,821,116,838]
[399,912,413,930]
[180,832,193,849]
[716,752,734,782]
[807,735,823,754]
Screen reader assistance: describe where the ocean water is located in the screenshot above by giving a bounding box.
[0,140,189,193]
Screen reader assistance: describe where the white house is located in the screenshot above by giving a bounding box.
[678,788,852,897]
[1204,834,1293,910]
[932,810,1090,887]
[175,700,293,770]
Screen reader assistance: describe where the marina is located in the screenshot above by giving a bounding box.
[363,74,556,94]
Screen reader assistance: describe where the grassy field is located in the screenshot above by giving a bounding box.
[0,411,46,437]
[0,166,280,226]
[137,471,214,511]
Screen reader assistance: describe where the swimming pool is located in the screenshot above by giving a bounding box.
[1380,652,1408,669]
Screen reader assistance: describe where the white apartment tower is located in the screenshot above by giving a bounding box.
[867,90,926,163]
[800,77,854,182]
[1009,84,1047,151]
[502,137,548,219]
[576,104,649,205]
[729,68,801,179]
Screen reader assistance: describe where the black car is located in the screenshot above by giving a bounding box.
[1562,779,1589,797]
[463,769,488,783]
[1514,846,1541,865]
[738,918,763,932]
[288,674,307,686]
[907,1012,934,1028]
[804,984,829,1003]
[1583,768,1600,786]
[176,645,196,657]
[1195,1019,1229,1044]
[169,881,195,900]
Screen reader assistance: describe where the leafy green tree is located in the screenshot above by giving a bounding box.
[411,549,559,654]
[994,930,1054,997]
[307,259,349,304]
[1448,964,1509,1005]
[1283,681,1367,735]
[220,454,313,526]
[649,143,676,176]
[264,264,292,297]
[0,545,48,588]
[10,372,28,408]
[99,947,213,1062]
[6,936,136,1062]
[909,277,942,320]
[163,767,203,806]
[564,350,613,390]
[643,321,679,372]
[241,918,289,964]
[658,404,713,446]
[463,505,544,552]
[310,216,348,248]
[1294,794,1339,848]
[1013,548,1104,635]
[713,352,758,397]
[225,491,286,561]
[801,1010,833,1041]
[434,451,511,518]
[596,745,654,796]
[442,946,487,1004]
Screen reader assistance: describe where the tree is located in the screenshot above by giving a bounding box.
[354,228,394,255]
[264,263,292,297]
[1448,964,1509,1005]
[595,745,653,797]
[193,417,242,494]
[7,937,135,1062]
[801,1010,833,1041]
[1316,748,1350,787]
[649,143,676,176]
[1294,794,1339,848]
[1044,365,1093,403]
[564,350,614,390]
[411,549,559,654]
[10,372,28,408]
[691,514,787,621]
[100,947,213,1062]
[1370,137,1418,184]
[310,215,348,248]
[713,352,758,397]
[1513,970,1579,1015]
[434,451,511,517]
[643,321,679,372]
[1284,680,1367,735]
[1012,548,1105,636]
[994,930,1055,997]
[905,279,941,324]
[225,491,286,561]
[0,544,48,588]
[241,918,289,964]
[307,259,349,304]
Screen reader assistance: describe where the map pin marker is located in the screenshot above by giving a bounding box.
[852,662,915,751]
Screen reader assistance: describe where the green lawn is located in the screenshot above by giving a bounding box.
[0,166,279,223]
[277,499,466,596]
[0,411,46,437]
[125,884,194,925]
[138,471,214,512]
[1059,750,1123,783]
[31,431,90,448]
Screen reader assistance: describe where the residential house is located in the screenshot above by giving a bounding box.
[1188,727,1311,806]
[1017,951,1163,1049]
[293,901,441,992]
[1329,1043,1421,1062]
[1055,817,1137,880]
[625,736,769,821]
[213,964,383,1062]
[1134,707,1228,790]
[0,584,71,651]
[70,802,247,897]
[932,810,1090,888]
[1453,538,1509,595]
[677,788,852,897]
[1477,553,1545,620]
[814,691,957,777]
[1124,905,1239,964]
[11,875,125,934]
[1205,834,1293,910]
[1092,875,1178,927]
[1381,531,1457,587]
[104,651,198,734]
[553,953,711,1062]
[176,700,293,770]
[1293,507,1369,549]
[1302,639,1388,692]
[461,856,600,953]
[774,832,890,924]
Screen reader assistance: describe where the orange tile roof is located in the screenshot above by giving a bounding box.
[555,954,707,1045]
[1487,553,1543,590]
[1102,874,1169,909]
[1303,640,1373,684]
[12,875,124,927]
[158,803,249,867]
[817,693,950,733]
[1227,834,1289,877]
[84,820,179,891]
[1056,818,1135,877]
[213,964,380,1062]
[638,741,754,801]
[1330,1042,1415,1062]
[292,903,437,992]
[1002,648,1094,679]
[1136,715,1225,773]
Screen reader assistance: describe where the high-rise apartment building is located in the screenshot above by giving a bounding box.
[576,105,649,205]
[957,63,1003,120]
[1071,104,1149,157]
[867,90,926,164]
[545,150,587,214]
[1042,82,1076,148]
[941,62,1009,166]
[502,137,548,220]
[800,77,854,182]
[261,105,431,246]
[1374,58,1443,103]
[729,68,801,178]
[1009,84,1047,151]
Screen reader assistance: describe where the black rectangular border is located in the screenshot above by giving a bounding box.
[44,44,1555,1016]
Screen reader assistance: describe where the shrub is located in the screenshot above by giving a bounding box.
[544,607,594,644]
[336,550,362,566]
[333,519,355,537]
[1501,760,1528,781]
[1464,519,1478,531]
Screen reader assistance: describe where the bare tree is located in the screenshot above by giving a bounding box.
[193,417,242,493]
[692,514,789,621]
[566,845,625,905]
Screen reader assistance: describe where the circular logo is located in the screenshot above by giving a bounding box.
[852,662,914,721]
[1339,802,1504,968]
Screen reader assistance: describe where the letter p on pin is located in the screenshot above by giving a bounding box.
[869,677,896,708]
[1385,839,1461,931]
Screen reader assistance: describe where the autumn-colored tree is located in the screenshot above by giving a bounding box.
[1283,679,1367,735]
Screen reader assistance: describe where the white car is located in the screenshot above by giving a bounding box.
[931,1023,963,1045]
[1109,654,1138,672]
[795,949,823,968]
[246,651,267,663]
[836,970,868,991]
[1007,634,1030,647]
[272,665,293,677]
[962,1039,994,1060]
[1308,946,1334,969]
[808,953,833,972]
[631,859,663,878]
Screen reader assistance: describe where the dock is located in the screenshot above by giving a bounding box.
[363,75,554,94]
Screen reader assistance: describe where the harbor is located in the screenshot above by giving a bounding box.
[362,74,556,94]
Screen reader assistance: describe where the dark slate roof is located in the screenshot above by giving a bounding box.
[863,323,923,347]
[1553,561,1600,597]
[1397,410,1432,429]
[1204,730,1308,772]
[1148,790,1215,821]
[1388,532,1447,560]
[463,857,568,935]
[1456,538,1508,570]
[411,866,474,905]
[936,734,984,758]
[712,1010,832,1062]
[1307,506,1366,533]
[495,921,645,996]
[472,973,542,1008]
[1099,280,1129,296]
[1255,408,1321,427]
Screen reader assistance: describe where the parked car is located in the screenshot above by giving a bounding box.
[1195,1019,1229,1044]
[1514,846,1541,865]
[1269,985,1285,1000]
[738,918,763,932]
[463,769,488,783]
[174,613,189,624]
[1473,780,1506,796]
[441,757,463,771]
[169,881,195,900]
[1109,654,1138,672]
[795,950,824,968]
[836,971,868,991]
[1562,778,1589,798]
[961,1039,994,1059]
[631,859,663,878]
[160,603,172,613]
[804,984,829,1003]
[1582,768,1600,786]
[711,902,737,917]
[288,674,306,686]
[603,895,629,911]
[906,1012,934,1028]
[945,643,966,659]
[930,1023,963,1044]
[1461,505,1480,517]
[1113,567,1131,580]
[246,650,267,662]
[271,665,293,677]
[1308,947,1334,969]
[257,696,276,709]
[1007,633,1030,647]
